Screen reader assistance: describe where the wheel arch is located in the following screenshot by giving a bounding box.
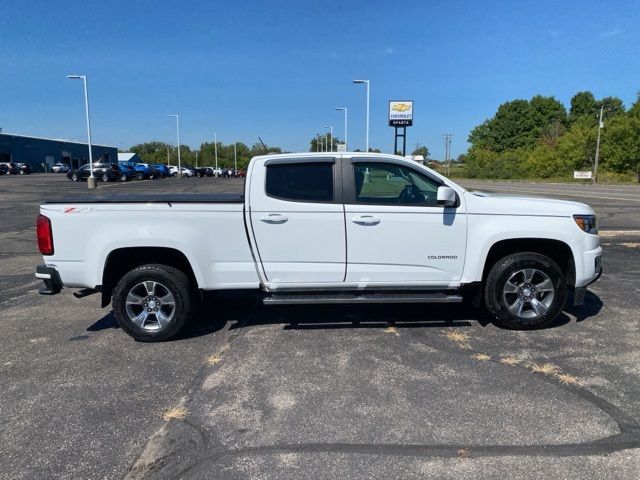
[100,247,199,307]
[481,238,575,286]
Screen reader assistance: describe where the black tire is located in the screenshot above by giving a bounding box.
[101,173,109,182]
[136,172,144,181]
[71,173,79,182]
[484,252,566,329]
[112,264,194,342]
[120,174,128,182]
[19,169,25,175]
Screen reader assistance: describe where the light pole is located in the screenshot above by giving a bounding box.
[213,132,218,173]
[195,151,198,168]
[353,79,370,152]
[324,135,328,152]
[336,107,347,150]
[323,125,333,152]
[593,106,604,183]
[67,74,96,189]
[168,114,181,177]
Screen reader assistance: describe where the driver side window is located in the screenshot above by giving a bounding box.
[353,162,440,206]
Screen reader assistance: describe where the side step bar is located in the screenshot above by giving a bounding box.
[263,292,463,305]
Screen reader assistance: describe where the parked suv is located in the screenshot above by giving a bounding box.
[0,162,19,174]
[67,163,119,182]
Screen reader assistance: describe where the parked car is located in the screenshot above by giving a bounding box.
[52,163,70,173]
[150,164,171,178]
[15,162,31,175]
[193,167,211,178]
[0,164,8,175]
[35,152,602,342]
[0,162,19,174]
[67,162,119,182]
[236,170,246,178]
[168,165,194,177]
[119,161,152,180]
[117,164,136,182]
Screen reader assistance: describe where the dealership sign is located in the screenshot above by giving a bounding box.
[388,101,414,126]
[573,171,593,179]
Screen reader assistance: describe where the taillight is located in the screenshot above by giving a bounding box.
[37,214,54,255]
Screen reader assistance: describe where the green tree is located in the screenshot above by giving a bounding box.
[598,96,626,120]
[411,145,430,158]
[601,114,640,173]
[569,91,598,123]
[309,135,342,152]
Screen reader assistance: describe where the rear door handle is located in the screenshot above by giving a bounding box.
[260,214,288,224]
[352,215,380,225]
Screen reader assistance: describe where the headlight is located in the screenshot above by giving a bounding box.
[573,214,598,235]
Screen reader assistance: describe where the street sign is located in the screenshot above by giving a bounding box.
[388,101,414,127]
[336,144,346,152]
[573,171,593,179]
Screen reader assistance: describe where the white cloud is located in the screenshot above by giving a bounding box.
[600,28,621,39]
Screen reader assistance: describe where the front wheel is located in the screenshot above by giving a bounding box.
[136,172,144,181]
[71,173,79,182]
[112,264,194,342]
[101,173,109,182]
[484,252,566,329]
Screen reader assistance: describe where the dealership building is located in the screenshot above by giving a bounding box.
[0,132,118,172]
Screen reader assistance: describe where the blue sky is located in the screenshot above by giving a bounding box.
[1,0,639,158]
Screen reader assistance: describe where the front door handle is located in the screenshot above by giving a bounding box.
[352,215,380,226]
[260,214,288,224]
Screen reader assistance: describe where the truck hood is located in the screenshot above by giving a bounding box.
[464,190,595,217]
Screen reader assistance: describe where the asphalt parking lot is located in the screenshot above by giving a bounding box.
[1,174,639,479]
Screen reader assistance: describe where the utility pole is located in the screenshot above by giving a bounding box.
[442,134,452,176]
[167,147,170,165]
[213,132,218,172]
[593,106,604,184]
[195,151,198,168]
[233,143,237,172]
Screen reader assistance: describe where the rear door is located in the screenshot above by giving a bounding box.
[249,157,346,285]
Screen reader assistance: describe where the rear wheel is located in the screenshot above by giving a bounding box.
[120,173,128,182]
[136,172,144,181]
[112,264,193,342]
[101,173,109,182]
[71,173,79,182]
[484,252,566,329]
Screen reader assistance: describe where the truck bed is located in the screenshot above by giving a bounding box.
[44,193,244,204]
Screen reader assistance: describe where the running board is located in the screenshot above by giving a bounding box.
[263,292,463,305]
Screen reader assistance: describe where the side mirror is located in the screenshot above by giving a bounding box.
[437,186,457,207]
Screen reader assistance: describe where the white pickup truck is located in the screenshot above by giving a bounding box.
[36,153,602,341]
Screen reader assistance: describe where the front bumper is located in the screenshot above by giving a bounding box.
[36,264,63,295]
[573,261,603,306]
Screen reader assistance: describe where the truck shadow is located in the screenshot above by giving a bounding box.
[85,290,603,340]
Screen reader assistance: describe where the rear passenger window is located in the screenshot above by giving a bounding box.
[266,163,333,202]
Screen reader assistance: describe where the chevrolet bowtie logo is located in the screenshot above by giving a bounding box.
[391,103,411,112]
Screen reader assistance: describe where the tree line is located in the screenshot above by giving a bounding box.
[128,141,282,170]
[464,91,640,179]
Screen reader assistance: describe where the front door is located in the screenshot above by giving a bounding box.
[249,158,346,285]
[344,160,466,286]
